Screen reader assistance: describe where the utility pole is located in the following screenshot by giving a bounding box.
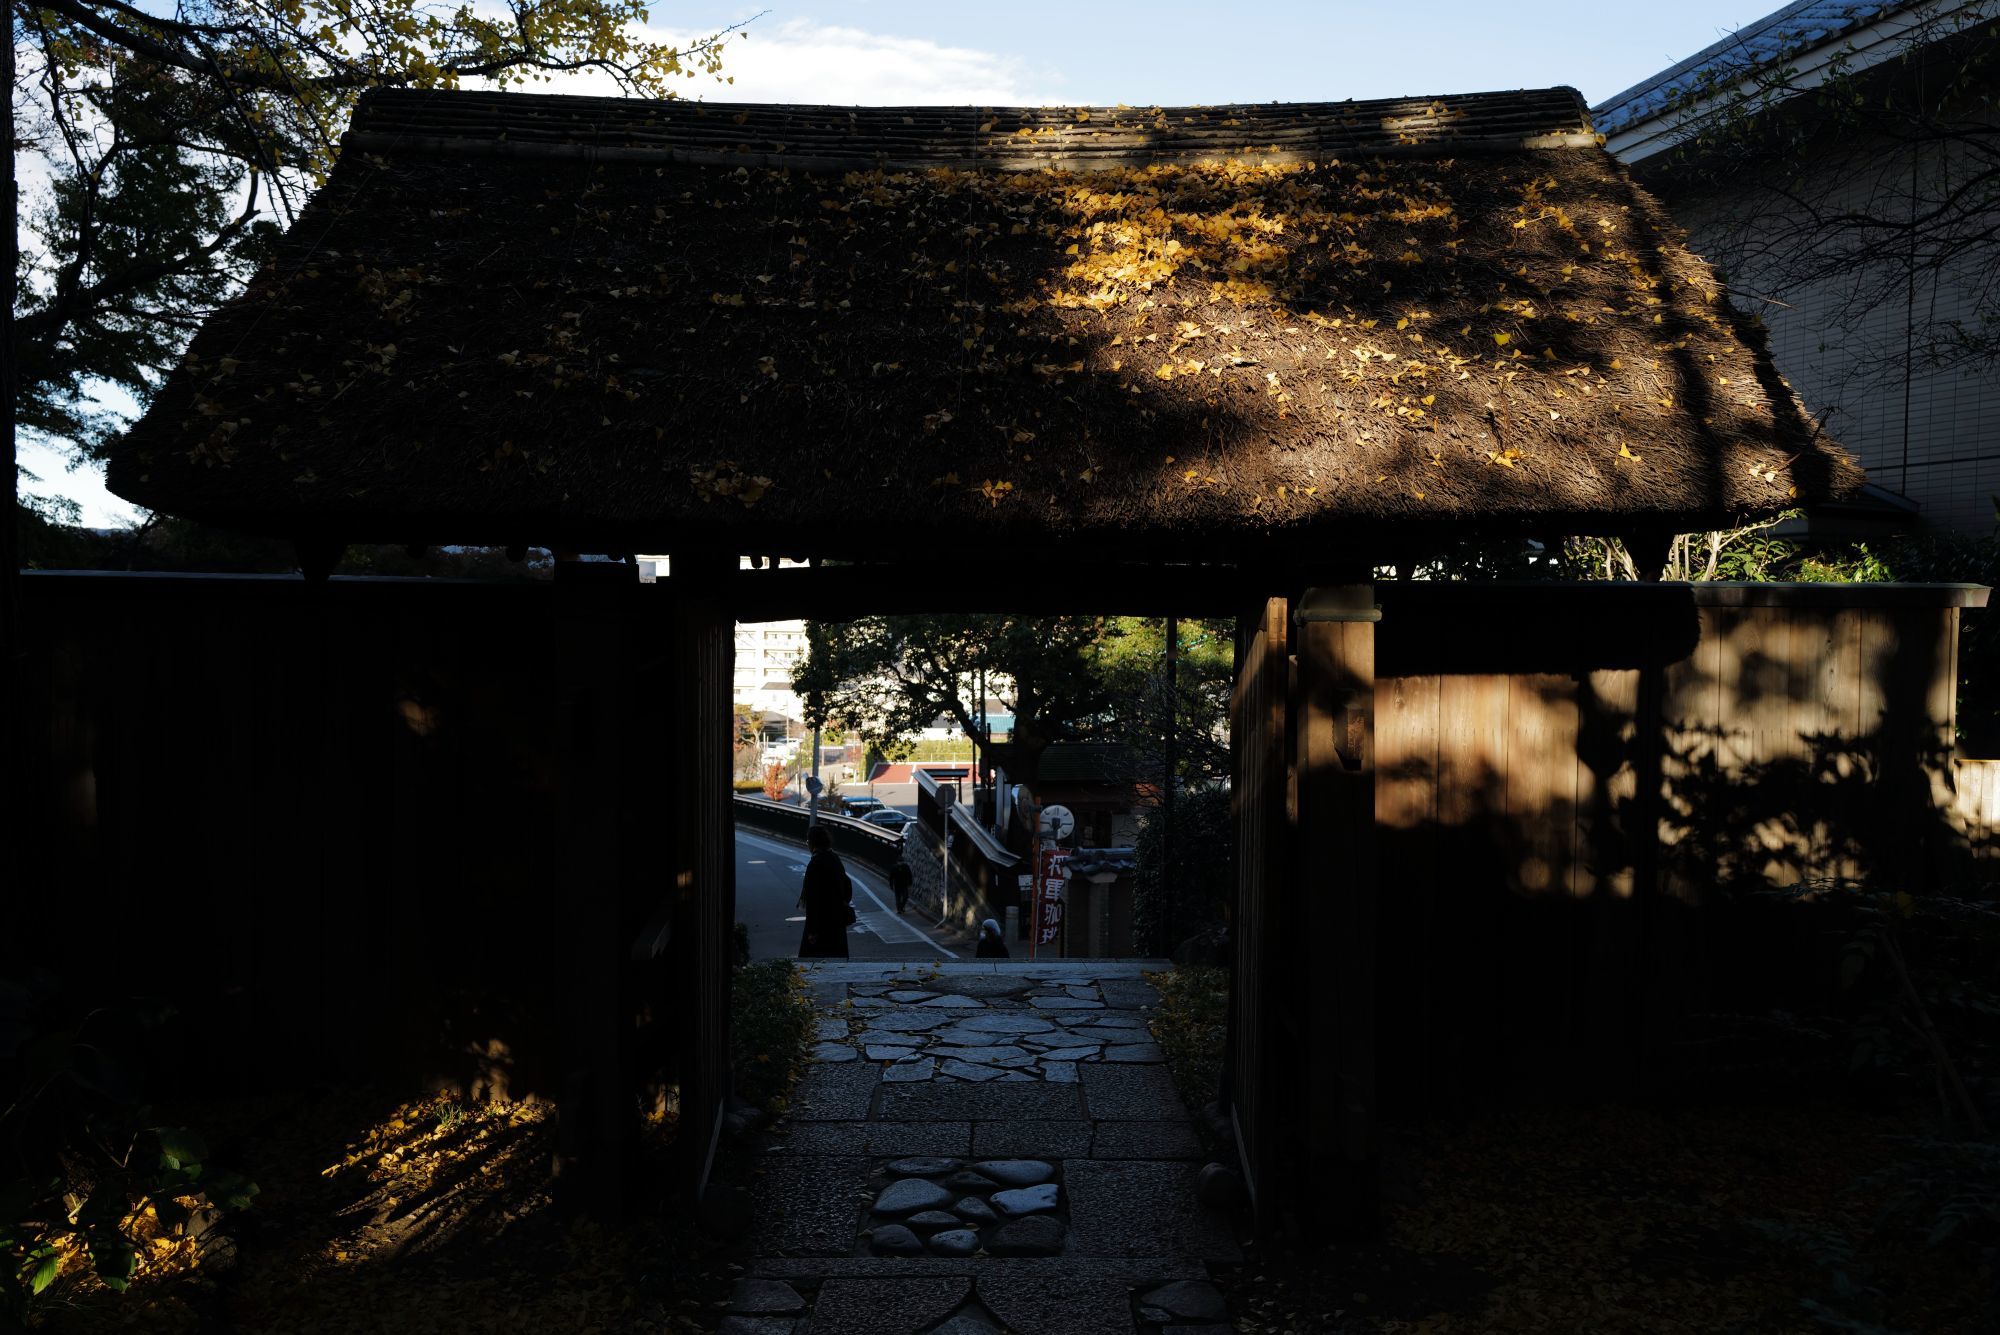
[806,723,822,829]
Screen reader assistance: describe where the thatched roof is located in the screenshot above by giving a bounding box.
[106,86,1862,557]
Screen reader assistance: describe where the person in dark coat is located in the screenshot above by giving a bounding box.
[796,826,854,959]
[975,918,1010,959]
[888,855,913,914]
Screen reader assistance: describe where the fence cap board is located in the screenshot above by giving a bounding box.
[1374,580,1991,610]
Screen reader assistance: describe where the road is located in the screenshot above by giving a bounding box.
[735,827,959,963]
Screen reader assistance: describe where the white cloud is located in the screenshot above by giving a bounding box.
[618,19,1073,106]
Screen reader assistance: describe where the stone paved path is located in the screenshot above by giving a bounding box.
[720,961,1237,1335]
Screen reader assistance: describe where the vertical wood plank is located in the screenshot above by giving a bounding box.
[1295,591,1378,1238]
[1229,596,1289,1233]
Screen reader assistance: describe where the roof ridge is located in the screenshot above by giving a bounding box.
[344,86,1600,171]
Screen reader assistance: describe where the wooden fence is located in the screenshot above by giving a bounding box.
[1233,579,1991,1236]
[16,571,733,1209]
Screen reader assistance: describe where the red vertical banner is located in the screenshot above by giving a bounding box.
[1036,848,1070,948]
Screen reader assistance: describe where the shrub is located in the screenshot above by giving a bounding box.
[0,981,257,1321]
[1147,965,1230,1126]
[729,960,816,1112]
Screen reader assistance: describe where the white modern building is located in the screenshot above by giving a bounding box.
[634,555,808,739]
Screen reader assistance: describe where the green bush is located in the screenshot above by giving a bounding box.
[1147,965,1230,1125]
[728,959,816,1112]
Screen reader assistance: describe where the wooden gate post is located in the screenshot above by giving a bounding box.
[551,571,642,1218]
[662,550,736,1200]
[1295,584,1381,1239]
[1228,595,1290,1232]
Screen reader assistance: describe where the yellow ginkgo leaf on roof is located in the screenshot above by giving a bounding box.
[1156,364,1175,381]
[1618,442,1641,462]
[1493,332,1511,346]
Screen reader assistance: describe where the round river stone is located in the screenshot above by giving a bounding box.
[927,1228,981,1256]
[972,1159,1055,1187]
[868,1224,925,1256]
[953,1196,997,1224]
[872,1178,955,1216]
[905,1210,961,1230]
[991,1183,1060,1216]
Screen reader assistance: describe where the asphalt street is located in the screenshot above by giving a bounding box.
[735,827,960,963]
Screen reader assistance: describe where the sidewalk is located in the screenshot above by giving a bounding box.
[718,962,1237,1334]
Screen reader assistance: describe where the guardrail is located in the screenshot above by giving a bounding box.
[732,794,906,875]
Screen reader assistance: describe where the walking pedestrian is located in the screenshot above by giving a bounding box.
[975,918,1010,959]
[796,827,855,959]
[888,854,913,915]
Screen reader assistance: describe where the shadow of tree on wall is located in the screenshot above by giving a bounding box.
[1370,587,1983,1108]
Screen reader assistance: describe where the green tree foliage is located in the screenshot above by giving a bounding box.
[11,0,747,457]
[1094,617,1234,788]
[792,614,1114,784]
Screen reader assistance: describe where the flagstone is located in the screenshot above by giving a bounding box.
[928,1045,1032,1066]
[947,1014,1057,1034]
[1101,1043,1165,1063]
[882,1058,936,1082]
[866,1011,960,1032]
[1038,1046,1101,1063]
[938,1059,1005,1082]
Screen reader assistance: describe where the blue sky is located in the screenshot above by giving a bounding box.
[22,0,1780,526]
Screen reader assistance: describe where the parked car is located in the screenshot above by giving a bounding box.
[862,809,915,832]
[840,796,886,817]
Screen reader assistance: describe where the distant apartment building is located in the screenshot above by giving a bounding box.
[1594,0,1999,535]
[733,620,809,741]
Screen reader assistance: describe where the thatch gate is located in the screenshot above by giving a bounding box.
[63,81,1950,1230]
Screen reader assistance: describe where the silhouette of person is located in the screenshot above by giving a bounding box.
[889,855,914,914]
[796,826,853,959]
[975,918,1010,959]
